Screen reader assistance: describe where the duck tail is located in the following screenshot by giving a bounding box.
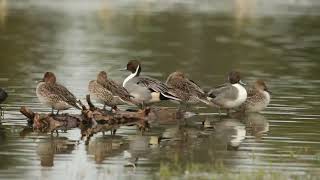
[75,100,84,110]
[162,92,181,102]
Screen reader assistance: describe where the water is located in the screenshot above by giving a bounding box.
[0,0,320,179]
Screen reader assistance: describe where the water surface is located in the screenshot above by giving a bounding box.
[0,0,320,179]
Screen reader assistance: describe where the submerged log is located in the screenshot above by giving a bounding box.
[19,95,151,137]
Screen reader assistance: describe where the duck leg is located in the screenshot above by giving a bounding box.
[103,104,106,110]
[56,110,60,115]
[226,109,230,116]
[111,129,117,136]
[140,102,145,110]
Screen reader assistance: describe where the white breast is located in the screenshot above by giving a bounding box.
[231,83,247,108]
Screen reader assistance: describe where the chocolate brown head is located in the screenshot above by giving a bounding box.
[43,72,56,84]
[126,60,141,75]
[97,71,108,84]
[228,71,245,85]
[254,80,270,93]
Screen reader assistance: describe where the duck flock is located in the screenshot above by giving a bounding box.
[0,60,271,119]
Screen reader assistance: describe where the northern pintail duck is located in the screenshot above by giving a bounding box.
[0,88,8,118]
[89,71,135,111]
[121,60,180,106]
[240,80,270,113]
[36,72,81,114]
[166,71,214,106]
[208,71,247,113]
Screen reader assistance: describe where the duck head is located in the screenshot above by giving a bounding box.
[97,71,108,84]
[166,71,185,83]
[228,71,245,85]
[254,80,271,94]
[42,72,56,84]
[125,60,141,77]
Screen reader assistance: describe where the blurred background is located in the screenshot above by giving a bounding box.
[0,0,320,179]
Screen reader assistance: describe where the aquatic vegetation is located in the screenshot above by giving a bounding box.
[158,162,318,180]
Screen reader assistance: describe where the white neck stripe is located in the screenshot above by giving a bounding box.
[123,65,140,87]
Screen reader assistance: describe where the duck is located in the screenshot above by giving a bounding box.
[240,80,271,113]
[0,88,8,118]
[36,72,81,115]
[88,71,136,111]
[165,71,214,106]
[208,71,247,114]
[121,60,180,107]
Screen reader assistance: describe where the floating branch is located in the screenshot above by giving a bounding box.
[19,95,150,138]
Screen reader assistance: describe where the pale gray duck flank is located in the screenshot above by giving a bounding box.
[36,72,81,114]
[122,60,181,106]
[208,71,247,112]
[89,71,135,111]
[166,71,214,106]
[240,80,271,113]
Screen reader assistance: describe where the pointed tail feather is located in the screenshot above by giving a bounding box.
[162,92,181,102]
[74,100,84,110]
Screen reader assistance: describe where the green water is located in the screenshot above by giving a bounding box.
[0,0,320,179]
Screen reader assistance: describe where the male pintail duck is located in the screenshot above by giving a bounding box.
[166,71,214,106]
[208,71,247,114]
[0,88,8,118]
[240,80,270,113]
[36,72,81,114]
[121,60,180,107]
[89,71,136,111]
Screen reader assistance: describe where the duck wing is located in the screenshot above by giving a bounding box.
[188,79,206,94]
[137,76,181,101]
[103,79,135,104]
[51,84,81,109]
[209,84,238,103]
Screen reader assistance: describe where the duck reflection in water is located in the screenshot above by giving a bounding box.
[243,113,269,139]
[212,118,246,150]
[37,137,76,167]
[87,136,127,164]
[124,135,151,168]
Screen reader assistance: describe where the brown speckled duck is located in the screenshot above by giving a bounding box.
[36,72,81,114]
[240,80,271,113]
[89,71,135,111]
[166,71,213,106]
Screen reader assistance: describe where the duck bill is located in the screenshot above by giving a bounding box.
[239,80,246,86]
[119,68,127,71]
[266,89,272,94]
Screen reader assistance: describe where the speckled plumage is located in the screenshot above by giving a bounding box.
[89,71,135,109]
[240,80,271,113]
[166,71,213,106]
[36,72,80,114]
